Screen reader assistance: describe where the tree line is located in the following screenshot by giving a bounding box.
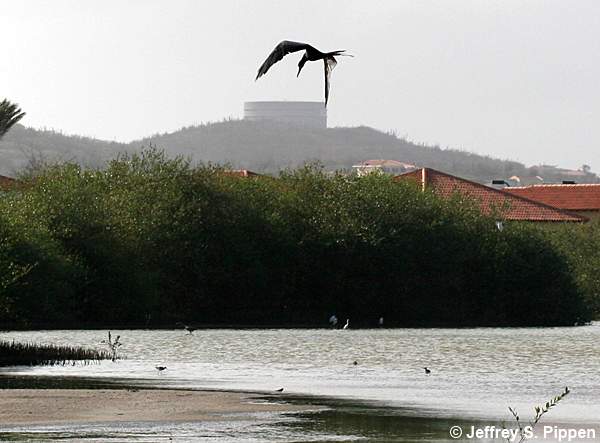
[0,148,592,329]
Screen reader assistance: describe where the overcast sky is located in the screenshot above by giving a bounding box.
[2,0,599,170]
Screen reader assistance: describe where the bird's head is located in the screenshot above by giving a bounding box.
[297,54,308,77]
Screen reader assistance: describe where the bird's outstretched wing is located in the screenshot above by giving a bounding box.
[256,41,311,80]
[324,56,337,106]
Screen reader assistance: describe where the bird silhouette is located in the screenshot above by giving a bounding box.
[275,388,284,392]
[176,322,196,334]
[156,366,167,373]
[423,367,431,375]
[329,314,338,328]
[255,40,352,106]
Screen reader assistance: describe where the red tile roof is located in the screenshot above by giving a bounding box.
[223,169,261,178]
[0,175,17,190]
[505,184,600,211]
[395,168,586,222]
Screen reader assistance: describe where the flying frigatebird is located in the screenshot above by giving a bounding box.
[255,40,352,106]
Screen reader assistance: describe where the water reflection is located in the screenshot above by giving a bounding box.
[283,407,474,443]
[1,325,600,441]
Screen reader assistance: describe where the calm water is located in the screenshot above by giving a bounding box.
[1,325,599,441]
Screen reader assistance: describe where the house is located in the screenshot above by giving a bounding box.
[505,184,600,219]
[395,168,586,223]
[223,169,262,178]
[352,159,417,177]
[529,164,591,181]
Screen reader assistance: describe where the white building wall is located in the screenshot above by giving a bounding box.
[244,101,327,128]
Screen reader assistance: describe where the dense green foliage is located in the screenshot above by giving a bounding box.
[2,120,597,184]
[543,220,600,318]
[0,149,591,328]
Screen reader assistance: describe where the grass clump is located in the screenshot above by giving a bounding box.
[0,339,114,367]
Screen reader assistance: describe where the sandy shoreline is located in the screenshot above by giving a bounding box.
[0,388,315,426]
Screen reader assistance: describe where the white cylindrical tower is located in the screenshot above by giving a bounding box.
[244,101,327,128]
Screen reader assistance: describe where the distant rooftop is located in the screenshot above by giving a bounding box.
[356,159,417,168]
[395,168,586,222]
[0,174,17,190]
[352,159,417,176]
[223,169,262,178]
[505,183,600,211]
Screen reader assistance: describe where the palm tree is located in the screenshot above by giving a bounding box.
[0,99,25,139]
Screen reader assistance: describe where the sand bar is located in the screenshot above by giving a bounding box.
[0,389,313,425]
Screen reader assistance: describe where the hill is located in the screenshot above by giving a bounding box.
[1,120,597,184]
[0,125,122,176]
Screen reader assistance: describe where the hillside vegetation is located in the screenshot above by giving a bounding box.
[1,120,597,184]
[0,125,121,175]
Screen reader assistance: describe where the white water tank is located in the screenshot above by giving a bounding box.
[244,101,327,128]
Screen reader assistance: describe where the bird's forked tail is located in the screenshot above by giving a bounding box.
[328,50,354,57]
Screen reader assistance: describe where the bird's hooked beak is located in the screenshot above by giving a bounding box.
[297,54,308,77]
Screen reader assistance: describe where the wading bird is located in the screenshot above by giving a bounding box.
[329,314,338,328]
[343,319,350,329]
[255,40,352,106]
[176,322,196,334]
[156,366,167,373]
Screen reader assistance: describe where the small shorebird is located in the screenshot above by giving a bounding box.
[423,367,431,375]
[177,323,196,334]
[156,366,167,373]
[275,388,284,392]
